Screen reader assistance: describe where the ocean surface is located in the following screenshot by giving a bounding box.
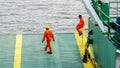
[0,0,89,34]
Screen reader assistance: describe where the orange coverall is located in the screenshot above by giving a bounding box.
[76,17,85,35]
[42,29,55,53]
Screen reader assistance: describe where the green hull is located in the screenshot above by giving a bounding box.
[88,20,116,68]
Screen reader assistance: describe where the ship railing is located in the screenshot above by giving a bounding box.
[101,10,120,47]
[88,0,120,46]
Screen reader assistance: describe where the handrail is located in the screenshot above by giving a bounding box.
[100,9,120,37]
[84,0,120,45]
[101,10,119,26]
[82,0,107,32]
[93,1,120,44]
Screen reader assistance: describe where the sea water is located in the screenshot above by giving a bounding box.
[0,0,89,34]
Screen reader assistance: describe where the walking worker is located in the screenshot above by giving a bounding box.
[42,25,55,54]
[76,15,85,36]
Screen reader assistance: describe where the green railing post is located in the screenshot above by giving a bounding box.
[108,18,110,39]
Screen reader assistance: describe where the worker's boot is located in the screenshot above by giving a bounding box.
[47,52,52,54]
[79,33,82,36]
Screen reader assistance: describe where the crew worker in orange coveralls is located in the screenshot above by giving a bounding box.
[42,25,55,54]
[76,15,85,36]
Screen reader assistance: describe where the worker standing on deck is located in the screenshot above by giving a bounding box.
[42,25,55,54]
[76,15,85,36]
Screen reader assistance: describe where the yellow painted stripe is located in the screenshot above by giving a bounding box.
[14,34,22,68]
[74,32,94,68]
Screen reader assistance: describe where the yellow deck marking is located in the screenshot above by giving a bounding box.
[74,32,94,68]
[14,34,22,68]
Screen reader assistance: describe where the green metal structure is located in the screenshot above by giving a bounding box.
[87,0,120,68]
[88,20,116,68]
[91,0,109,23]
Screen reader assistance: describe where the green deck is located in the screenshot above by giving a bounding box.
[0,33,84,68]
[0,35,16,68]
